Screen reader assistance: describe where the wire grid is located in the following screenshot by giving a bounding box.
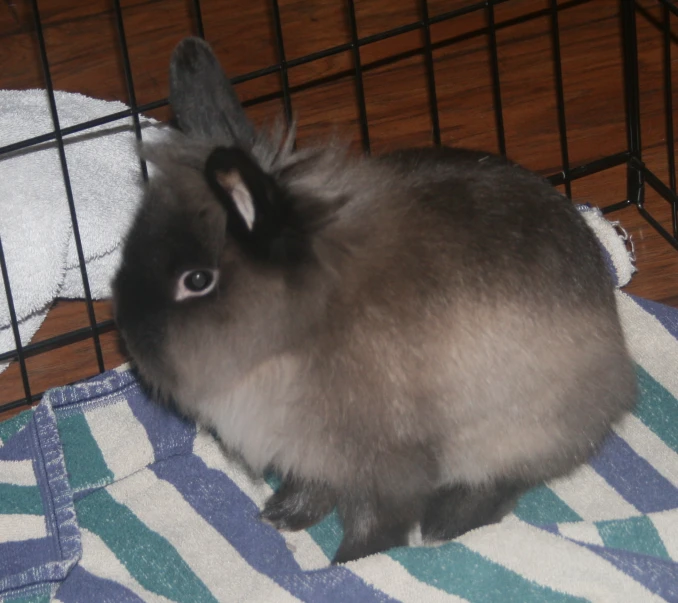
[0,0,677,414]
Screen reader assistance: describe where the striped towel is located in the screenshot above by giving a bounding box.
[0,291,677,602]
[1,207,677,602]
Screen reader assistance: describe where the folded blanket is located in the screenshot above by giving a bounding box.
[0,90,166,373]
[0,287,676,603]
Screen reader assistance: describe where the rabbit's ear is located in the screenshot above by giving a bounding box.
[169,37,256,146]
[205,146,280,253]
[205,146,313,264]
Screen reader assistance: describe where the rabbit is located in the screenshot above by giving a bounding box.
[112,36,638,565]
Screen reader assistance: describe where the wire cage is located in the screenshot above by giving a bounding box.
[0,0,677,416]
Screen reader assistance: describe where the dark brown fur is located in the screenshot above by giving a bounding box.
[112,37,638,564]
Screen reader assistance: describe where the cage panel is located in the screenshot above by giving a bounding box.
[41,13,128,102]
[354,0,419,39]
[432,10,499,154]
[642,182,678,236]
[363,49,434,152]
[34,0,111,25]
[557,1,627,169]
[492,12,563,174]
[0,360,29,411]
[636,1,675,185]
[493,0,549,23]
[1,0,678,416]
[279,0,351,60]
[24,338,101,395]
[200,0,278,76]
[0,24,44,92]
[120,0,196,108]
[1,2,20,35]
[236,73,287,124]
[286,46,356,87]
[32,301,93,344]
[99,328,127,372]
[427,0,495,19]
[289,52,363,149]
[628,187,678,300]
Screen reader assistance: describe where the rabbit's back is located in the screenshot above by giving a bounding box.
[380,147,614,304]
[287,146,637,489]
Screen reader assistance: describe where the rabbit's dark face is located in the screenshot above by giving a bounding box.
[112,141,336,399]
[112,165,229,392]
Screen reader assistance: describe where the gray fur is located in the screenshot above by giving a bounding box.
[112,37,638,565]
[169,37,255,146]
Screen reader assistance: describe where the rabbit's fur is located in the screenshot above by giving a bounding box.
[112,37,638,564]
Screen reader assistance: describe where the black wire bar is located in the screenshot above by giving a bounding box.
[421,0,442,146]
[661,0,678,237]
[30,0,105,376]
[549,0,572,199]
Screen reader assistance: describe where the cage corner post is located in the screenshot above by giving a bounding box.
[620,0,644,210]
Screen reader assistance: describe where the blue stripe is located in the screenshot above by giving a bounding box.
[126,388,196,461]
[589,432,678,513]
[0,538,55,580]
[631,295,678,339]
[537,523,561,536]
[0,421,34,462]
[4,583,52,603]
[54,565,145,603]
[0,410,33,445]
[582,541,678,602]
[151,453,397,603]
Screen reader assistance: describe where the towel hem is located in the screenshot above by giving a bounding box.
[0,396,82,596]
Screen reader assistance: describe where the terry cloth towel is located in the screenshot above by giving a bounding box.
[0,289,677,602]
[576,204,637,288]
[0,89,167,373]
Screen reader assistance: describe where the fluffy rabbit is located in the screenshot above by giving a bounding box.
[112,37,638,564]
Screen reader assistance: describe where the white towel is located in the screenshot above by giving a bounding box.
[0,89,167,373]
[576,203,637,288]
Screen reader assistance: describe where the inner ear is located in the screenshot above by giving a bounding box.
[204,146,277,245]
[214,170,255,230]
[203,146,313,265]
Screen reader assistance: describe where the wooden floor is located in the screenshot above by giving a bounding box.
[1,0,678,419]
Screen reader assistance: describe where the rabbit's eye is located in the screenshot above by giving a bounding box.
[186,270,212,292]
[175,269,218,301]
